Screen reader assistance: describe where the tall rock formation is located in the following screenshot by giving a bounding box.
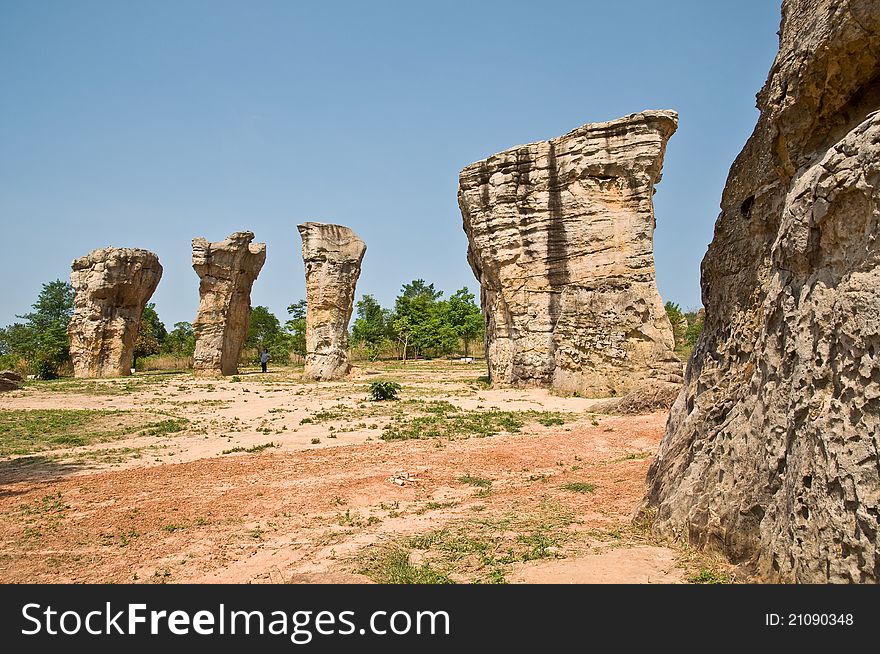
[298,222,366,380]
[458,111,681,396]
[68,248,163,378]
[645,0,880,582]
[192,232,266,377]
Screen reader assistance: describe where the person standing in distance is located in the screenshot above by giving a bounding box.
[260,348,270,373]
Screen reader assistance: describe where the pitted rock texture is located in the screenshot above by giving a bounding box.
[68,248,163,378]
[459,111,681,396]
[298,223,366,381]
[645,0,880,583]
[192,232,266,377]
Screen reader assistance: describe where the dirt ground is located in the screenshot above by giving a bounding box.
[0,360,715,584]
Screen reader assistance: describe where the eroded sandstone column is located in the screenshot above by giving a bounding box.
[644,0,880,582]
[68,248,163,378]
[298,222,366,380]
[458,110,682,396]
[192,231,266,377]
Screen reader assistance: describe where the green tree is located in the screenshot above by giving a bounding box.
[246,306,281,349]
[285,300,307,357]
[445,287,484,357]
[684,309,704,347]
[134,303,167,361]
[162,322,196,358]
[400,279,443,302]
[246,306,293,365]
[664,301,687,348]
[351,294,389,360]
[390,281,441,362]
[3,280,75,378]
[412,300,458,356]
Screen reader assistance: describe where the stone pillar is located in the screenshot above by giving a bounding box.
[644,0,880,582]
[458,110,681,396]
[298,222,366,380]
[192,231,266,377]
[68,247,163,377]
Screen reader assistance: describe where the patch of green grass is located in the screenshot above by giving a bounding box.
[688,568,732,584]
[69,446,144,464]
[457,475,492,488]
[561,482,596,494]
[363,503,576,584]
[142,418,189,436]
[310,438,321,445]
[26,375,177,396]
[517,532,560,561]
[0,409,187,456]
[221,442,278,455]
[537,415,565,427]
[19,492,68,519]
[407,530,451,550]
[380,409,569,442]
[163,524,185,533]
[359,548,453,584]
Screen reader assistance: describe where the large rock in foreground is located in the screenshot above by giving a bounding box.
[645,0,880,582]
[298,222,366,380]
[458,111,681,396]
[68,248,163,378]
[192,232,266,377]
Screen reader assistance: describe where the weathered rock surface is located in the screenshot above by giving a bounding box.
[591,381,682,416]
[192,232,266,377]
[645,0,880,583]
[298,223,366,380]
[68,248,163,378]
[458,111,682,396]
[0,370,23,392]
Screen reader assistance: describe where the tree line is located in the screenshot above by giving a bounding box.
[0,279,485,377]
[1,279,703,379]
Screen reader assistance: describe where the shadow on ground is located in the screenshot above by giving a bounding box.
[0,456,90,492]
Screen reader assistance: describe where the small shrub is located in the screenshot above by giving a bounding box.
[688,568,731,584]
[369,380,401,401]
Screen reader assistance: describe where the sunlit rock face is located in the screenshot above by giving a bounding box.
[645,0,880,582]
[69,247,163,378]
[192,231,266,377]
[298,222,366,381]
[459,110,681,397]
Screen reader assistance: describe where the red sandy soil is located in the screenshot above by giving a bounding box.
[0,364,688,584]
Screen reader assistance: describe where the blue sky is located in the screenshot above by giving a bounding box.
[0,0,782,327]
